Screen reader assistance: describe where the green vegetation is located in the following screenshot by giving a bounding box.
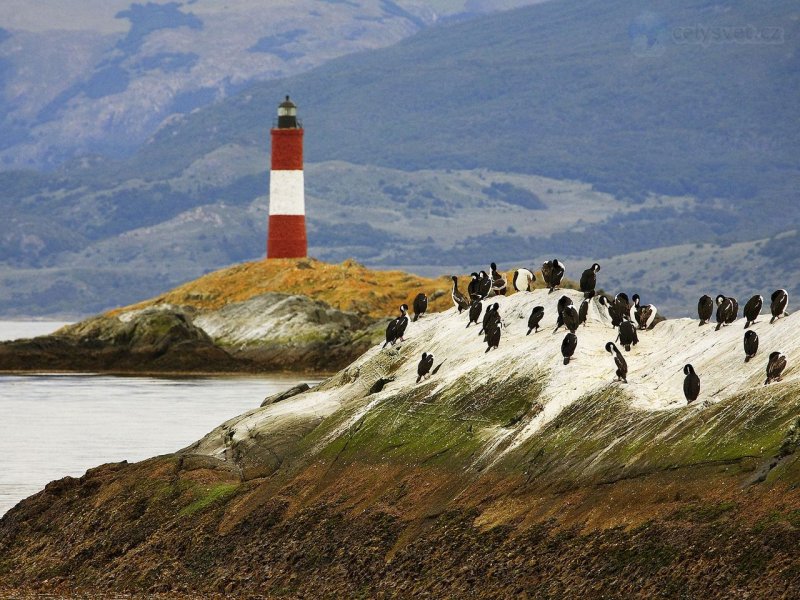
[305,373,544,468]
[298,369,800,488]
[673,501,737,524]
[179,483,239,517]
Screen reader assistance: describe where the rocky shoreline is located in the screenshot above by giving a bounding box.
[0,292,383,374]
[2,288,799,597]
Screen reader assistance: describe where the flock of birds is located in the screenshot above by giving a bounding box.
[381,261,791,403]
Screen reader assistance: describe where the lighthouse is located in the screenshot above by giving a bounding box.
[267,95,307,258]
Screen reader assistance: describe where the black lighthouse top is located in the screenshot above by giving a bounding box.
[276,95,301,129]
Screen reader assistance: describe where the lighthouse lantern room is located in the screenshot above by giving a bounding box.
[267,95,307,258]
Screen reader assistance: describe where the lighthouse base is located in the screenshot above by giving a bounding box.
[267,214,308,258]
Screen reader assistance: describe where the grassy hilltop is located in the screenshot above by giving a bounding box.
[112,257,455,319]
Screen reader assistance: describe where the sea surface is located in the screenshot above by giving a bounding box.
[0,320,73,341]
[0,322,320,516]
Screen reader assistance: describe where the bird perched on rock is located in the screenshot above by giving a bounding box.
[553,295,574,333]
[412,293,428,322]
[715,295,738,331]
[597,296,615,326]
[561,332,577,365]
[683,364,700,403]
[541,259,565,293]
[467,300,482,328]
[527,306,544,335]
[697,294,714,326]
[451,276,470,313]
[742,294,762,329]
[617,319,639,351]
[467,272,480,301]
[484,322,501,352]
[614,293,631,323]
[765,351,787,385]
[490,263,507,296]
[744,330,759,362]
[605,342,627,383]
[368,376,395,395]
[480,302,501,336]
[393,305,410,343]
[416,352,435,383]
[578,298,590,327]
[562,303,580,334]
[599,293,629,328]
[513,268,536,292]
[477,271,492,299]
[383,304,409,348]
[630,294,658,330]
[770,289,789,324]
[580,263,601,298]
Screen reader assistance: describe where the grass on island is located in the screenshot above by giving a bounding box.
[112,257,579,319]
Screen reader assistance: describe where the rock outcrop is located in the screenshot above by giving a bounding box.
[0,258,457,373]
[0,306,241,373]
[2,289,798,597]
[0,294,380,373]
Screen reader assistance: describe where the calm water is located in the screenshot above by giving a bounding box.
[0,320,72,341]
[0,323,320,516]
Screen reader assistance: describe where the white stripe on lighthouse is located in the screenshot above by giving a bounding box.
[269,170,305,216]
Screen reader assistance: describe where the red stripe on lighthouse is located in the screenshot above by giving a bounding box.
[268,215,307,258]
[270,129,304,170]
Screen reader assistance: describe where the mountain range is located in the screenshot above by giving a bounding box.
[0,0,797,317]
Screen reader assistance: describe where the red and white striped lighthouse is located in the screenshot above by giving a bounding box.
[267,95,307,258]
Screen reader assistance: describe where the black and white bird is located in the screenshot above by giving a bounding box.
[744,330,759,362]
[599,293,630,328]
[553,295,574,333]
[541,259,565,293]
[412,292,428,322]
[578,298,590,327]
[715,295,738,331]
[490,263,507,296]
[416,352,435,383]
[451,276,471,313]
[485,322,501,352]
[742,294,762,329]
[617,320,639,352]
[513,268,536,292]
[561,332,578,365]
[770,289,789,324]
[480,302,501,336]
[765,351,787,385]
[605,342,628,383]
[630,294,658,330]
[614,292,631,319]
[598,296,618,327]
[683,364,700,403]
[383,304,409,348]
[467,300,483,328]
[698,294,714,326]
[467,272,480,301]
[527,306,545,335]
[477,271,492,300]
[579,263,601,298]
[394,306,410,343]
[562,304,580,334]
